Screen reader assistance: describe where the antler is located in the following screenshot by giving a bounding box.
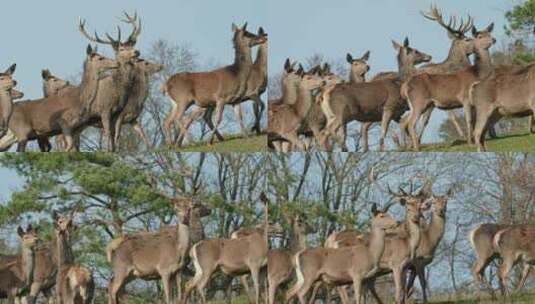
[78,17,116,46]
[119,11,142,46]
[368,166,407,198]
[421,5,473,36]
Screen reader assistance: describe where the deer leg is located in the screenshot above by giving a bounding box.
[268,276,278,304]
[113,113,125,146]
[307,282,321,304]
[365,279,384,304]
[209,100,225,144]
[251,95,265,134]
[108,271,128,304]
[164,101,179,146]
[233,104,249,137]
[352,277,363,304]
[472,105,495,152]
[335,124,348,152]
[250,267,262,304]
[281,131,305,151]
[16,138,28,152]
[100,111,116,152]
[360,122,371,152]
[337,286,350,304]
[416,267,428,303]
[405,267,416,298]
[416,106,433,144]
[392,267,404,304]
[462,105,474,144]
[295,279,314,304]
[37,136,52,152]
[498,257,515,298]
[240,275,253,302]
[160,272,173,304]
[380,110,394,152]
[405,103,425,151]
[529,114,534,133]
[131,122,151,149]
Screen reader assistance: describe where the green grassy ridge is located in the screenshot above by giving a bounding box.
[167,134,267,152]
[426,291,535,304]
[419,132,535,152]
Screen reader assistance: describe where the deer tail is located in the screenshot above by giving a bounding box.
[286,250,306,301]
[493,228,508,252]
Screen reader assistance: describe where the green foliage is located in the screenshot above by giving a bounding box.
[421,132,535,152]
[505,0,535,36]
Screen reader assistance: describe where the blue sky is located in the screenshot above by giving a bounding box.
[0,0,266,99]
[267,0,512,142]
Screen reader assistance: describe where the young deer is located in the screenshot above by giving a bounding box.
[402,23,496,151]
[285,203,399,304]
[267,213,314,304]
[162,23,266,146]
[318,38,431,151]
[53,212,94,304]
[107,197,195,304]
[492,224,534,297]
[0,225,40,304]
[0,45,118,152]
[78,12,142,151]
[0,64,18,139]
[182,193,270,304]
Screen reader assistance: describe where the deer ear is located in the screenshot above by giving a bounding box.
[392,40,401,51]
[52,210,59,221]
[486,23,494,33]
[403,37,410,47]
[17,226,24,237]
[42,69,51,80]
[346,53,353,63]
[258,27,265,36]
[6,64,16,76]
[447,31,457,40]
[361,51,370,61]
[371,203,378,215]
[472,26,478,37]
[86,44,93,56]
[241,22,248,31]
[296,65,304,77]
[284,58,292,72]
[232,23,239,32]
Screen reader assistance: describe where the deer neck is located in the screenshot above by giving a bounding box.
[368,225,387,266]
[349,71,365,84]
[233,39,254,77]
[425,211,446,255]
[474,48,493,78]
[254,43,268,74]
[80,62,102,112]
[281,82,299,104]
[20,244,35,285]
[398,60,416,82]
[188,212,205,244]
[177,221,190,252]
[55,232,73,268]
[442,42,472,71]
[288,229,306,254]
[406,216,422,259]
[294,86,314,118]
[0,90,13,124]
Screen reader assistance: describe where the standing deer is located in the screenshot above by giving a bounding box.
[405,189,452,303]
[402,23,496,151]
[0,45,118,152]
[267,213,314,304]
[0,64,18,138]
[162,23,266,146]
[182,193,270,304]
[492,224,534,297]
[78,12,142,151]
[53,211,94,304]
[318,38,432,151]
[107,197,197,304]
[0,225,40,304]
[285,203,399,304]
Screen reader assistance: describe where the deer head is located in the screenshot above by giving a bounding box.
[257,26,268,44]
[17,224,40,249]
[53,210,75,238]
[0,64,17,92]
[471,23,496,51]
[79,12,142,62]
[170,196,210,224]
[319,63,344,86]
[42,69,71,97]
[85,44,119,77]
[134,58,164,75]
[346,51,370,79]
[421,5,475,55]
[392,37,432,67]
[370,203,399,230]
[298,65,326,91]
[429,187,454,218]
[232,22,267,48]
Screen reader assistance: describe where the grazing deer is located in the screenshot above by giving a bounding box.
[162,23,266,146]
[0,225,40,304]
[402,23,496,151]
[405,189,452,303]
[318,38,431,151]
[0,64,18,139]
[267,213,314,304]
[177,26,269,144]
[53,211,94,304]
[0,45,118,152]
[107,197,196,304]
[492,224,534,297]
[285,203,399,304]
[78,12,142,151]
[182,193,270,304]
[267,66,330,151]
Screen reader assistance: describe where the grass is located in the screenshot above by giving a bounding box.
[426,291,535,304]
[169,133,267,152]
[419,132,535,152]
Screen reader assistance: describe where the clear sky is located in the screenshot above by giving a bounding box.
[0,0,266,99]
[267,0,512,142]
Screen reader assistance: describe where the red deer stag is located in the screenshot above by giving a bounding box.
[402,23,496,151]
[0,64,18,138]
[0,45,118,152]
[0,225,40,304]
[53,211,94,304]
[162,23,266,146]
[182,193,270,304]
[318,38,431,151]
[78,12,142,151]
[285,203,399,304]
[106,197,199,304]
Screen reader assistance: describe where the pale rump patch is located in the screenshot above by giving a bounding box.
[468,224,481,254]
[189,243,203,287]
[493,228,508,252]
[0,129,17,151]
[106,236,126,263]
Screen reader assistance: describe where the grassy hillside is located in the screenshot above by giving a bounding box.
[420,132,535,152]
[173,134,267,152]
[426,291,535,304]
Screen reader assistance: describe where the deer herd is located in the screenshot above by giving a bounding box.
[1,176,533,304]
[0,13,267,152]
[267,5,535,152]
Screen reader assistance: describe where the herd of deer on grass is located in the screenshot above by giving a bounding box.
[0,13,267,152]
[267,5,535,152]
[2,176,533,304]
